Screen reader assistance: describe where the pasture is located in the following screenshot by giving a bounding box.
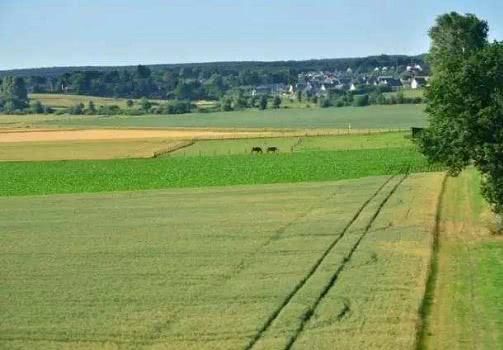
[170,132,412,157]
[0,173,444,349]
[37,104,426,129]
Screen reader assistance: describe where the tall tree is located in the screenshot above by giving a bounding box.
[1,76,28,110]
[136,65,151,79]
[259,95,268,110]
[418,13,503,223]
[273,95,282,108]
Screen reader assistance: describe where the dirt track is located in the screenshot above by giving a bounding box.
[0,129,277,143]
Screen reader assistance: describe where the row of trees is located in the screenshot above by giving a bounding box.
[219,93,281,112]
[20,65,296,100]
[64,99,194,116]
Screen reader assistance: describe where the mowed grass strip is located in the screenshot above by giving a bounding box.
[0,148,441,197]
[38,104,426,129]
[422,170,503,350]
[0,174,442,349]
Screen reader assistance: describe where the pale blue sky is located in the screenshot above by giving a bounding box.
[1,0,502,70]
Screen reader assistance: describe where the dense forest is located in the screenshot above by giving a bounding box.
[0,54,427,101]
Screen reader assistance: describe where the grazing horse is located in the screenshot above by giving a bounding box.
[267,146,279,153]
[251,147,263,154]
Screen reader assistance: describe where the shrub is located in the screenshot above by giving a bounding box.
[353,94,369,107]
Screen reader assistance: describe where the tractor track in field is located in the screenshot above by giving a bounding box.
[244,174,400,350]
[283,174,408,350]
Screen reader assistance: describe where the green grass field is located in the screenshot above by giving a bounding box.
[0,173,444,349]
[0,147,441,197]
[171,132,413,157]
[36,104,426,129]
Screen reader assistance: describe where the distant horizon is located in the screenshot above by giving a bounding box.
[0,52,428,72]
[1,0,502,71]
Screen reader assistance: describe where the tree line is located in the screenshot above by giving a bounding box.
[0,54,426,101]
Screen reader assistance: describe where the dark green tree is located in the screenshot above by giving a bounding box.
[418,12,503,220]
[139,97,152,112]
[221,97,233,112]
[1,76,28,110]
[259,95,268,110]
[296,90,302,103]
[87,101,96,114]
[126,99,134,108]
[136,65,151,79]
[272,96,282,108]
[353,94,369,107]
[29,100,44,113]
[69,103,85,115]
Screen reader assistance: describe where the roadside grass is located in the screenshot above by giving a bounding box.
[0,173,443,349]
[171,132,413,157]
[37,104,426,129]
[421,169,503,350]
[0,147,441,197]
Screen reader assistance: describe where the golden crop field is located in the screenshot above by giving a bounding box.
[0,173,443,349]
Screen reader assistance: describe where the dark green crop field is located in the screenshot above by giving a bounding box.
[0,147,440,197]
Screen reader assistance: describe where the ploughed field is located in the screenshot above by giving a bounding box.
[0,173,444,349]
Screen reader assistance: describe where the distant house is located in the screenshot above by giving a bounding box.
[377,76,402,90]
[411,77,428,89]
[335,78,351,90]
[407,64,423,73]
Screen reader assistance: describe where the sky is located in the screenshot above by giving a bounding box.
[1,0,502,70]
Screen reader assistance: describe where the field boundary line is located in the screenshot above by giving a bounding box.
[151,141,194,158]
[283,174,408,350]
[244,175,396,350]
[414,173,448,350]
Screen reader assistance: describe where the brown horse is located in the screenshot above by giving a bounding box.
[251,147,263,154]
[267,147,279,153]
